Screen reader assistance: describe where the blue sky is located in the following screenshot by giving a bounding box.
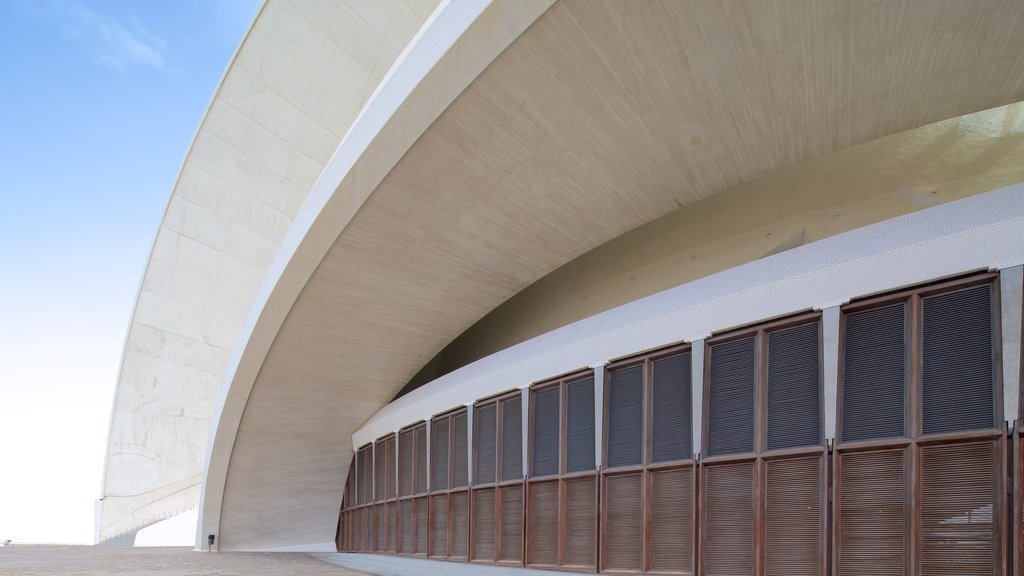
[0,0,260,544]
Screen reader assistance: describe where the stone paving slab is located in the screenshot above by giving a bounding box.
[0,546,368,576]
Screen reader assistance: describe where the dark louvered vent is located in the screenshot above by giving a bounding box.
[430,494,447,557]
[451,492,468,558]
[500,485,524,562]
[502,397,523,481]
[386,436,397,499]
[376,504,385,551]
[375,441,387,502]
[415,427,427,494]
[922,285,995,434]
[842,303,906,441]
[387,502,397,552]
[476,404,497,484]
[452,413,468,488]
[650,467,693,572]
[604,474,642,571]
[921,442,995,574]
[765,457,820,576]
[473,488,496,561]
[529,481,559,565]
[361,448,372,504]
[400,500,413,553]
[565,477,596,568]
[399,430,414,496]
[839,450,903,575]
[532,387,560,477]
[433,419,449,491]
[707,337,756,456]
[767,322,822,450]
[414,496,427,554]
[567,377,595,473]
[705,462,753,576]
[607,365,644,468]
[653,352,692,462]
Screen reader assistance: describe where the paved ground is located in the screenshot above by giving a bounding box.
[0,546,368,576]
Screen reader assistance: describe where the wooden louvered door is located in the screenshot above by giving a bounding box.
[837,449,905,575]
[765,456,824,576]
[472,391,523,565]
[472,488,496,561]
[499,484,524,562]
[703,462,755,576]
[528,480,559,567]
[604,473,643,571]
[430,494,447,557]
[650,466,695,574]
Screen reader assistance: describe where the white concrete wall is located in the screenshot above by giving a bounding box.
[99,0,440,543]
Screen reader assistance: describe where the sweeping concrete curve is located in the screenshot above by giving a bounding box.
[198,0,1024,551]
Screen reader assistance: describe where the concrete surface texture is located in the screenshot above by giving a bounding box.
[0,547,365,576]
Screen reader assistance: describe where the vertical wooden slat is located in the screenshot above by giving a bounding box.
[605,473,643,571]
[707,337,756,456]
[500,485,524,562]
[650,467,694,573]
[529,481,559,566]
[565,476,597,568]
[705,462,754,576]
[920,442,996,575]
[765,456,821,576]
[839,450,904,575]
[451,491,469,559]
[473,488,496,561]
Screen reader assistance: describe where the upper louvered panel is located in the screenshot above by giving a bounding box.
[376,504,386,551]
[608,365,644,468]
[651,467,694,573]
[605,473,643,571]
[386,436,397,499]
[766,457,821,576]
[532,387,561,477]
[921,442,996,575]
[387,502,397,552]
[842,303,906,442]
[528,481,559,566]
[451,491,469,558]
[476,404,497,484]
[839,449,904,576]
[707,337,756,456]
[922,285,996,434]
[500,485,524,562]
[415,427,427,494]
[503,397,524,481]
[653,353,692,463]
[433,418,450,491]
[430,494,448,557]
[375,441,387,502]
[767,322,822,450]
[565,476,597,568]
[362,448,374,505]
[399,430,414,497]
[705,462,754,576]
[414,496,427,554]
[453,412,469,488]
[400,500,413,553]
[567,377,596,473]
[473,488,496,561]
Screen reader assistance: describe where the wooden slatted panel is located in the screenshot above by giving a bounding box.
[399,430,414,497]
[386,435,397,499]
[375,440,387,502]
[604,473,643,571]
[473,488,496,561]
[433,418,450,491]
[529,481,559,566]
[765,457,821,576]
[651,467,694,573]
[414,496,427,554]
[387,502,397,552]
[453,412,468,488]
[532,387,560,477]
[431,494,448,557]
[707,337,756,456]
[653,352,692,463]
[921,442,996,575]
[922,285,995,434]
[415,427,427,494]
[842,303,906,441]
[359,507,369,551]
[567,377,596,473]
[358,448,369,505]
[502,396,524,481]
[451,491,469,558]
[839,450,903,575]
[767,322,822,450]
[705,462,754,576]
[500,485,524,562]
[608,365,644,468]
[476,404,497,484]
[400,500,413,553]
[376,504,386,552]
[565,476,597,568]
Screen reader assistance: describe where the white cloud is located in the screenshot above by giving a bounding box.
[52,1,167,72]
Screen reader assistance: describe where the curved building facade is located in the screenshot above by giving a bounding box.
[102,0,1024,573]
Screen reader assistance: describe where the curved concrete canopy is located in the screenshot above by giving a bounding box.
[99,0,441,543]
[201,0,1024,551]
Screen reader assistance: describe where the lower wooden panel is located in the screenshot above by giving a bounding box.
[528,481,559,567]
[387,502,397,552]
[375,504,386,552]
[604,473,643,572]
[765,456,822,576]
[704,462,754,576]
[564,476,597,569]
[451,491,469,559]
[399,500,413,553]
[500,485,524,563]
[431,494,448,557]
[650,466,694,574]
[473,488,496,561]
[414,497,427,554]
[838,449,904,576]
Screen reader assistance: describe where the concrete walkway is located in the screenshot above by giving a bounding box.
[0,546,368,576]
